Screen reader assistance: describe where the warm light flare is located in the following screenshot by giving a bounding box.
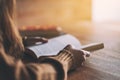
[19,25,59,31]
[17,0,91,27]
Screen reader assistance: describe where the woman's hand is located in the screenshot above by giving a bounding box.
[23,36,48,46]
[58,45,90,71]
[38,45,90,80]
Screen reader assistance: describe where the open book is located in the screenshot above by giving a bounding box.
[26,34,104,58]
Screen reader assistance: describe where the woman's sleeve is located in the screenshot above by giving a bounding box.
[0,45,65,80]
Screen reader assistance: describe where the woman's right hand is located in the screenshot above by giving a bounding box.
[56,45,90,71]
[38,45,90,80]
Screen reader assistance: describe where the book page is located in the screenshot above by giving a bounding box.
[27,34,81,57]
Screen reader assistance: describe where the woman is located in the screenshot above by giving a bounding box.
[0,0,90,80]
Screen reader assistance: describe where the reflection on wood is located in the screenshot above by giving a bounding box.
[67,23,120,80]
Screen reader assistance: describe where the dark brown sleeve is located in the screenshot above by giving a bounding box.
[0,44,65,80]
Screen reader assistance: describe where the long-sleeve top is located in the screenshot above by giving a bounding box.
[0,34,86,80]
[0,41,75,80]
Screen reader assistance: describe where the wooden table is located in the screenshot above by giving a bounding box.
[19,22,120,80]
[65,23,120,80]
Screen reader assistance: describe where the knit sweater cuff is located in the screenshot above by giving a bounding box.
[55,49,73,70]
[55,49,86,71]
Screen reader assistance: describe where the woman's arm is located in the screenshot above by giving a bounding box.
[0,37,90,80]
[0,43,65,80]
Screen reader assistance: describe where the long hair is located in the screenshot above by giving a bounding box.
[0,0,24,59]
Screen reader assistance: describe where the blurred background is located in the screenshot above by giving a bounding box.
[17,0,120,39]
[17,0,91,26]
[17,0,120,25]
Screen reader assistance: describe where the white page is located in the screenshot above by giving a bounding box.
[27,34,81,57]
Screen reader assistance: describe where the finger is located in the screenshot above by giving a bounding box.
[38,37,48,43]
[30,37,48,43]
[24,36,48,43]
[81,50,90,57]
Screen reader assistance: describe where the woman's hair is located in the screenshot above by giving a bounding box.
[0,0,24,59]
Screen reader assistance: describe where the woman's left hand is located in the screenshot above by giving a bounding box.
[23,36,48,46]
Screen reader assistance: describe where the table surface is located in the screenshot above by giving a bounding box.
[17,1,120,80]
[66,23,120,80]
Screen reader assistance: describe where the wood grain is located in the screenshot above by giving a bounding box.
[67,23,120,80]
